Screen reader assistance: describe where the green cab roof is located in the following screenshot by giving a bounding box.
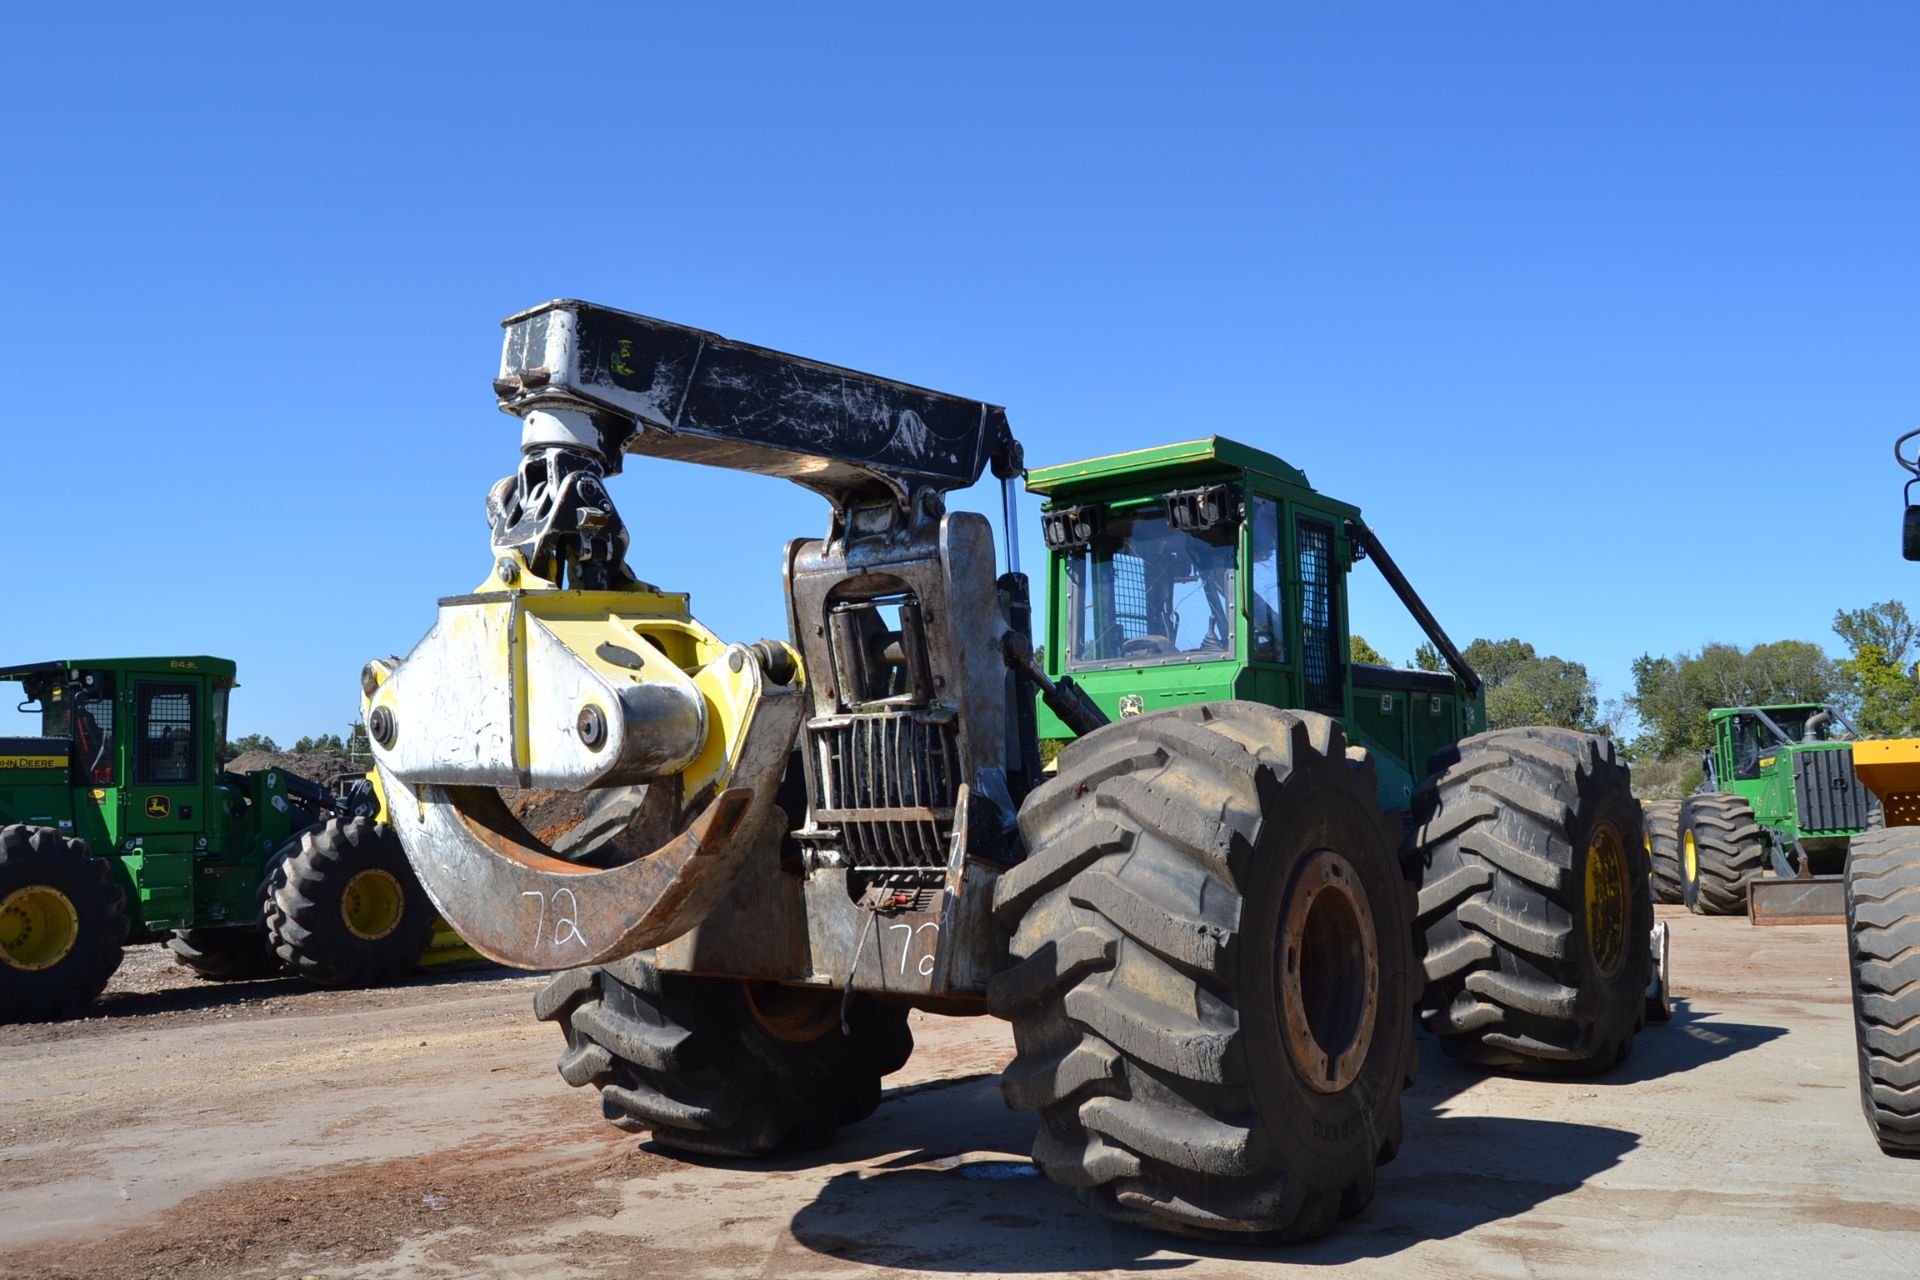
[1026,436,1313,497]
[1707,703,1828,720]
[0,656,238,683]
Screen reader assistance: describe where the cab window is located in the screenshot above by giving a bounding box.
[1732,716,1762,780]
[136,683,198,785]
[31,670,116,785]
[1066,508,1236,669]
[1297,515,1341,713]
[1250,497,1284,663]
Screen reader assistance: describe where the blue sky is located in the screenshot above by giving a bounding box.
[4,5,1914,744]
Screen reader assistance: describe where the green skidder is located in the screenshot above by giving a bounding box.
[1025,437,1660,1077]
[1650,704,1872,917]
[0,657,437,1022]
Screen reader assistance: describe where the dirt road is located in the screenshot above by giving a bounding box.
[2,907,1917,1279]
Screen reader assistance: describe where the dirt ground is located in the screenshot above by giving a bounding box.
[2,906,1917,1279]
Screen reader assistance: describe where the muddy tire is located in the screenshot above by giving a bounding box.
[1679,793,1767,916]
[1844,825,1920,1155]
[0,825,127,1023]
[167,927,280,981]
[535,955,913,1156]
[1642,799,1684,905]
[1410,728,1652,1075]
[263,818,435,987]
[991,702,1417,1240]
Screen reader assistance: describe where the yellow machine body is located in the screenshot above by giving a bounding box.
[1853,738,1920,827]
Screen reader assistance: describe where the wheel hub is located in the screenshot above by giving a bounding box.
[341,869,405,941]
[0,885,80,971]
[743,981,843,1043]
[1277,850,1379,1095]
[1585,824,1630,978]
[1683,829,1699,884]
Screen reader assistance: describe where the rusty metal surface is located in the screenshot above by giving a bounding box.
[382,682,807,970]
[658,779,1005,1002]
[1747,874,1847,926]
[1277,850,1380,1094]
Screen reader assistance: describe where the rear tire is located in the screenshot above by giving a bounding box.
[535,955,913,1156]
[1844,825,1920,1155]
[0,825,127,1023]
[992,702,1417,1240]
[263,818,436,987]
[1679,793,1766,916]
[167,927,280,981]
[1410,728,1653,1075]
[1642,799,1683,905]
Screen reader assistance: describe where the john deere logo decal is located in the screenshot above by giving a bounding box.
[1119,694,1144,718]
[144,795,171,818]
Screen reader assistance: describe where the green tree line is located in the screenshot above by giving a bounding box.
[219,721,372,765]
[1355,599,1920,757]
[1353,634,1601,733]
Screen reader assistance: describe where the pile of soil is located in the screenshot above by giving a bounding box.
[225,751,369,794]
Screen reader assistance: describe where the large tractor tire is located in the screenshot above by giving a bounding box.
[263,817,436,987]
[0,825,127,1023]
[990,703,1417,1240]
[1679,793,1767,916]
[166,926,281,982]
[1641,799,1684,905]
[535,955,914,1156]
[1411,728,1652,1075]
[1844,825,1920,1155]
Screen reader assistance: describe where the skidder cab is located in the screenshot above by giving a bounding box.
[370,300,1658,1242]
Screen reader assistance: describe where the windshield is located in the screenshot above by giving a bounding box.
[1065,508,1236,669]
[1760,708,1832,743]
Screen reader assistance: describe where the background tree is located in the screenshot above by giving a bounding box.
[1457,637,1599,732]
[217,732,278,764]
[291,732,347,756]
[1412,642,1445,673]
[1349,635,1386,666]
[1627,640,1840,758]
[1834,600,1920,737]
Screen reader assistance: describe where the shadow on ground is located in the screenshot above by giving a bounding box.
[1598,1000,1788,1086]
[777,1063,1634,1270]
[769,998,1787,1272]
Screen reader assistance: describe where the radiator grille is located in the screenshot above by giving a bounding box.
[1794,746,1868,834]
[806,712,961,868]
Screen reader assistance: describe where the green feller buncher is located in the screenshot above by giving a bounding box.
[363,300,1665,1241]
[0,657,446,1022]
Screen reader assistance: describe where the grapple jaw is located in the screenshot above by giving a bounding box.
[364,559,805,970]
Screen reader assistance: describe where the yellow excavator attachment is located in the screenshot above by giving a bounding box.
[363,553,804,970]
[1852,739,1920,826]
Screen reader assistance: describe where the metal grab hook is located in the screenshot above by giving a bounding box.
[381,647,805,969]
[385,782,766,969]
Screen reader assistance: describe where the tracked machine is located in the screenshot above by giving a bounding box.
[365,300,1657,1238]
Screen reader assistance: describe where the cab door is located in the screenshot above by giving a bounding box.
[122,679,208,839]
